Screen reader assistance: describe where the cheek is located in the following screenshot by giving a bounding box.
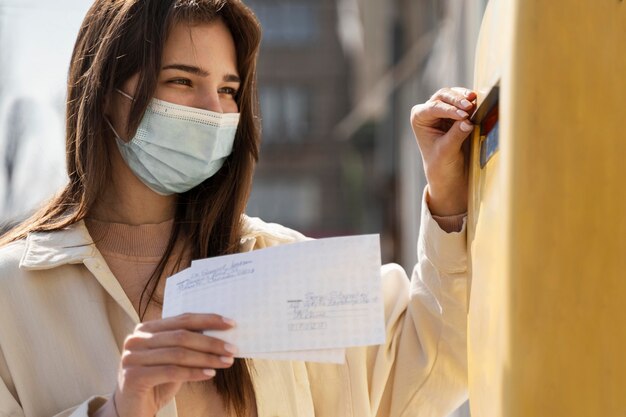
[222,99,239,114]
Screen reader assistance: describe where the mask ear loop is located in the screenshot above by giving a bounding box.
[116,88,135,101]
[104,117,128,143]
[106,88,135,142]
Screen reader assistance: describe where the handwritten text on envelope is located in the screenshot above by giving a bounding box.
[162,234,385,363]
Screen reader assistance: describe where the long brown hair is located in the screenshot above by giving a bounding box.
[0,0,261,414]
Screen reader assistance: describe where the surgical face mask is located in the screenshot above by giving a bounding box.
[106,89,240,195]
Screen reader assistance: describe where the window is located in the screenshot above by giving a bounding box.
[259,85,310,143]
[247,179,321,229]
[246,1,319,45]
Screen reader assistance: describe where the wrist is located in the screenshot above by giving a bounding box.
[426,184,468,216]
[108,388,156,417]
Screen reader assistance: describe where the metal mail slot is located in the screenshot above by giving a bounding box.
[471,85,500,168]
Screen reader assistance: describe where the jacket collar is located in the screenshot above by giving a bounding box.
[20,220,97,270]
[19,215,297,270]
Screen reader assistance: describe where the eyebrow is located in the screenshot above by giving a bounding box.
[162,64,241,83]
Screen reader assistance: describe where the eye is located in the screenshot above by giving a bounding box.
[169,78,192,87]
[219,86,239,97]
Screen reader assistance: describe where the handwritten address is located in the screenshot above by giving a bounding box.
[288,322,327,332]
[176,260,255,291]
[287,291,379,320]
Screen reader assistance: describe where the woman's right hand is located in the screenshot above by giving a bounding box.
[97,313,237,417]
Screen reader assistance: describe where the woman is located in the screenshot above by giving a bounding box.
[0,1,475,416]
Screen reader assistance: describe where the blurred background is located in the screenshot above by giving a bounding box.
[0,1,487,413]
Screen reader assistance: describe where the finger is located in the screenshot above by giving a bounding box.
[122,347,235,369]
[125,329,238,356]
[451,87,477,100]
[431,88,475,111]
[137,313,236,333]
[411,101,469,128]
[439,119,474,149]
[122,365,216,388]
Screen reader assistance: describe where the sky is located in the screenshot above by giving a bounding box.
[0,0,91,98]
[0,1,92,218]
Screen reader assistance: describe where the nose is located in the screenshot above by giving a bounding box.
[196,92,223,113]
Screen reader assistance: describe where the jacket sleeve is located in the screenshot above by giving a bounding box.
[351,188,468,417]
[50,398,108,417]
[0,352,107,417]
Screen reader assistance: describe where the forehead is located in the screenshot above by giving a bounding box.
[162,19,238,74]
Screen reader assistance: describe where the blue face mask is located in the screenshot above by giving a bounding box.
[107,89,240,196]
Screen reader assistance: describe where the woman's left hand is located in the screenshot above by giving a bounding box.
[410,87,476,216]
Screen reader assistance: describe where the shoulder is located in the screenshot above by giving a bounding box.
[0,239,35,306]
[0,221,95,286]
[240,215,309,250]
[0,239,28,279]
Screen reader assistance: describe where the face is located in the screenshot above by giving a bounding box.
[108,18,241,141]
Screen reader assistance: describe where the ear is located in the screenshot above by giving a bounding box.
[103,89,131,143]
[103,90,113,116]
[106,75,142,141]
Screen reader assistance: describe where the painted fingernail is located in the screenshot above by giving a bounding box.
[203,369,216,377]
[460,121,473,132]
[464,89,472,97]
[224,343,238,354]
[461,99,472,109]
[220,355,235,365]
[456,109,469,118]
[222,317,236,327]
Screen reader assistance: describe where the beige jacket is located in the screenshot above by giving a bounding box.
[0,195,468,417]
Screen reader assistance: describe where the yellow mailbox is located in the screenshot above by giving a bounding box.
[467,0,626,416]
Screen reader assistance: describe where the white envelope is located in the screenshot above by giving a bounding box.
[162,235,385,363]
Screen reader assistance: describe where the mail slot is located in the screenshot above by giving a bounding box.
[471,85,499,168]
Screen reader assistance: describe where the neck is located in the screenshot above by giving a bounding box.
[91,184,176,225]
[90,140,177,225]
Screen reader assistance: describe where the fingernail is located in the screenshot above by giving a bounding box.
[222,317,236,327]
[464,90,472,97]
[224,343,238,354]
[456,109,469,118]
[460,121,473,132]
[203,369,216,377]
[461,99,472,109]
[220,354,235,364]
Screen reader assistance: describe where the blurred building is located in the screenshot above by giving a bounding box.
[245,0,403,263]
[245,0,356,238]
